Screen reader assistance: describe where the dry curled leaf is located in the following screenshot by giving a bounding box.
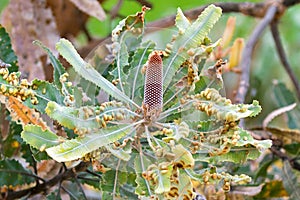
[228,38,244,69]
[4,96,48,130]
[2,0,59,81]
[68,0,106,21]
[263,103,296,128]
[221,16,236,48]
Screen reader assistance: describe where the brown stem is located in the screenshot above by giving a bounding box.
[270,22,300,101]
[4,162,89,200]
[235,5,278,103]
[136,0,152,8]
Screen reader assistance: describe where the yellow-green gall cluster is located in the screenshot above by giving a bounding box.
[0,68,38,104]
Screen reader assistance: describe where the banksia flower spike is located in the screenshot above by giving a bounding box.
[143,51,163,122]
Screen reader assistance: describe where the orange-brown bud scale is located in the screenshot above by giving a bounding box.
[144,51,163,121]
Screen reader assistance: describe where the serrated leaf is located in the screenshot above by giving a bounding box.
[175,171,194,200]
[45,101,135,130]
[235,128,272,150]
[134,155,152,196]
[34,40,66,92]
[45,101,100,129]
[5,96,48,129]
[153,163,173,194]
[189,88,262,122]
[21,125,62,150]
[46,123,137,162]
[24,79,64,113]
[173,144,194,168]
[0,25,18,72]
[106,144,131,161]
[56,38,139,108]
[175,7,191,31]
[0,159,35,186]
[163,5,222,91]
[193,147,261,164]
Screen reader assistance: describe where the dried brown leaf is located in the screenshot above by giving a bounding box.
[68,0,106,21]
[267,126,300,143]
[5,96,48,130]
[263,103,296,128]
[2,0,59,81]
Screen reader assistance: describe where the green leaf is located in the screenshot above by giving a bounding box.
[56,38,139,108]
[173,144,194,168]
[0,25,18,72]
[175,7,191,31]
[282,160,300,199]
[235,128,272,150]
[0,159,35,186]
[163,5,222,91]
[273,82,300,129]
[152,163,173,194]
[46,123,137,162]
[100,165,137,199]
[24,79,64,113]
[106,144,131,162]
[45,101,136,130]
[134,155,152,197]
[126,40,155,104]
[175,171,194,200]
[192,88,262,122]
[254,180,289,199]
[46,190,62,200]
[34,40,66,91]
[21,125,62,151]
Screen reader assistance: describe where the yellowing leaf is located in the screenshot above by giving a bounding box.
[221,17,236,48]
[5,96,48,130]
[228,38,244,69]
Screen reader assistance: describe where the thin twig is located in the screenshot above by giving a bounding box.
[270,22,300,101]
[0,169,45,183]
[86,169,102,179]
[74,176,88,200]
[77,175,100,182]
[110,0,124,19]
[61,186,78,199]
[28,145,40,186]
[4,162,89,199]
[235,5,278,105]
[113,159,121,200]
[135,0,152,8]
[56,180,63,200]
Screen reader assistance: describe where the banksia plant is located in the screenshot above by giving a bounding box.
[143,51,163,121]
[0,5,272,199]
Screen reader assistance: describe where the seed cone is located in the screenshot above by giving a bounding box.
[144,51,163,121]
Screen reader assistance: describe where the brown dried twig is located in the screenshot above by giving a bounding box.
[235,5,278,105]
[270,22,300,101]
